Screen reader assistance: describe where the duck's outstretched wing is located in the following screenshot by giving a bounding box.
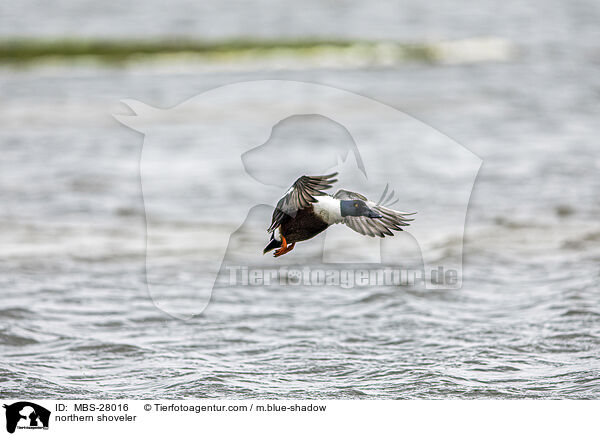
[333,188,415,237]
[267,173,338,233]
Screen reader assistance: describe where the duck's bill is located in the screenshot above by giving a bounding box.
[367,209,383,219]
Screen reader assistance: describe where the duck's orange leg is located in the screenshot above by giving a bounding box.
[282,242,295,255]
[273,235,288,257]
[274,237,296,257]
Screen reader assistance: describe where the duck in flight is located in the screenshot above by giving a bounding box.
[264,173,415,257]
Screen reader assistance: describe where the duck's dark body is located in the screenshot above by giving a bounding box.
[279,205,329,243]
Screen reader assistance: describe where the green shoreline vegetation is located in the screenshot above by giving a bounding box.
[0,38,438,65]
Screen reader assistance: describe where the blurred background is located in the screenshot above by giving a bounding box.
[1,0,599,399]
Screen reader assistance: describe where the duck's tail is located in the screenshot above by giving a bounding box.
[263,235,282,254]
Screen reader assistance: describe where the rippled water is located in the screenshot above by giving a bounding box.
[1,0,600,399]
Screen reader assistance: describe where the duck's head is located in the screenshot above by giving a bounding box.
[340,200,382,218]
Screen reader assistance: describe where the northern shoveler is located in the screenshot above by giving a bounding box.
[264,173,415,257]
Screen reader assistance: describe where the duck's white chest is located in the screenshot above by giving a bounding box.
[313,196,342,225]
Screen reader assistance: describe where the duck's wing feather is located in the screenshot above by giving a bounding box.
[333,189,416,237]
[267,173,338,233]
